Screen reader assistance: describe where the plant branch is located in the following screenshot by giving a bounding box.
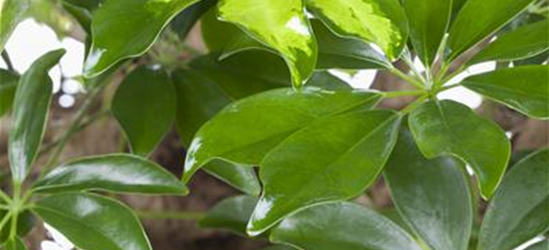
[1,50,15,72]
[399,95,429,115]
[390,67,425,90]
[382,90,425,98]
[137,210,206,221]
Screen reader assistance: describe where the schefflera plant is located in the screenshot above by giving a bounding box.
[0,50,187,250]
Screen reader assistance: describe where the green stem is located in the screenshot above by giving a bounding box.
[399,95,429,115]
[401,50,427,83]
[382,90,425,98]
[137,210,206,221]
[0,210,13,232]
[1,50,14,72]
[0,190,12,203]
[390,67,426,90]
[441,65,467,84]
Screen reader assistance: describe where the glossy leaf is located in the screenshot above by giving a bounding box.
[199,195,258,235]
[525,240,549,250]
[312,20,391,69]
[408,100,510,199]
[33,193,152,250]
[479,149,549,250]
[9,49,65,183]
[462,66,549,119]
[271,202,423,250]
[83,0,198,78]
[306,0,408,60]
[33,154,187,195]
[170,0,216,38]
[248,110,401,235]
[403,0,452,65]
[5,238,27,250]
[218,0,317,88]
[0,0,29,51]
[0,69,18,118]
[183,87,382,183]
[469,21,549,65]
[384,125,472,250]
[446,0,536,60]
[112,66,176,156]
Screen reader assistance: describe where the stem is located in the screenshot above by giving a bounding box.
[0,210,13,232]
[1,50,15,72]
[436,83,461,94]
[399,95,429,115]
[382,90,425,98]
[441,65,467,84]
[390,67,425,90]
[0,190,12,203]
[402,50,427,83]
[39,86,103,179]
[137,210,205,221]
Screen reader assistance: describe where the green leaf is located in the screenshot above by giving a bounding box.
[5,237,27,250]
[462,66,549,119]
[9,49,65,183]
[248,110,401,235]
[408,100,510,199]
[0,69,18,118]
[0,0,30,51]
[32,154,187,195]
[183,87,382,183]
[384,124,473,250]
[446,0,536,60]
[403,0,452,65]
[199,195,258,235]
[33,193,152,250]
[62,0,103,11]
[271,202,423,250]
[525,240,549,250]
[260,246,296,250]
[83,0,198,78]
[112,66,176,156]
[312,20,391,70]
[170,0,216,38]
[218,0,317,88]
[306,0,408,60]
[469,21,549,65]
[478,149,549,250]
[0,210,36,243]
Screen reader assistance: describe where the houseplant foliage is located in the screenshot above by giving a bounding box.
[0,0,547,249]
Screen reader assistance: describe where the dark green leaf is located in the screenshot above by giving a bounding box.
[525,240,549,250]
[248,110,401,235]
[170,0,216,38]
[260,246,296,250]
[403,0,452,65]
[183,88,382,183]
[271,202,423,250]
[306,0,408,60]
[0,0,29,51]
[0,210,36,243]
[479,149,549,250]
[33,154,187,195]
[469,21,549,65]
[199,160,261,197]
[199,195,257,235]
[312,20,391,69]
[5,237,27,250]
[62,0,102,11]
[0,69,18,118]
[9,49,65,183]
[83,0,197,78]
[462,65,549,119]
[33,193,152,250]
[384,125,472,250]
[112,66,176,156]
[408,100,510,199]
[446,0,536,60]
[218,0,317,88]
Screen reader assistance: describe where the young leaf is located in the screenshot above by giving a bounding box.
[199,195,258,235]
[112,66,176,157]
[218,0,317,88]
[0,69,18,118]
[469,21,549,65]
[9,49,65,183]
[478,149,549,250]
[183,87,382,183]
[32,154,187,195]
[270,202,423,250]
[0,0,30,51]
[83,0,198,78]
[462,65,549,119]
[312,20,391,70]
[305,0,408,60]
[408,100,510,199]
[446,0,536,60]
[403,0,452,65]
[33,193,152,250]
[384,125,473,250]
[247,110,401,236]
[5,237,27,250]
